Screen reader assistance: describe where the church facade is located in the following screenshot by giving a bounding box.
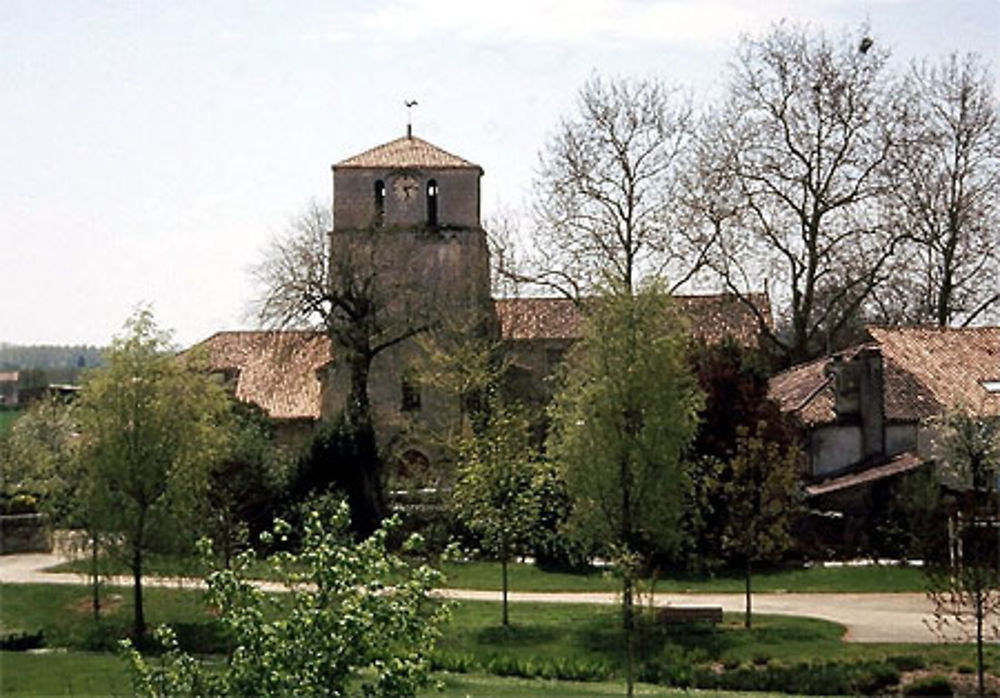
[196,133,768,479]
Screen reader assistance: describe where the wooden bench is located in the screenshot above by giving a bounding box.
[657,605,723,625]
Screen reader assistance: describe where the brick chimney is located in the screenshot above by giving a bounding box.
[825,347,885,461]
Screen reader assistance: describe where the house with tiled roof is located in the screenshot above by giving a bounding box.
[0,371,18,407]
[196,132,771,473]
[769,326,1000,509]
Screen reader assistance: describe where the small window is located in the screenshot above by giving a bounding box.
[426,179,439,227]
[983,380,1000,394]
[401,373,421,412]
[374,180,386,226]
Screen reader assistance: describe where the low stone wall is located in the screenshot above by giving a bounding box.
[0,513,52,554]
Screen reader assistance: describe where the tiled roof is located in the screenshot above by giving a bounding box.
[192,331,331,420]
[805,451,923,497]
[769,326,1000,425]
[495,298,581,341]
[495,293,770,346]
[868,326,1000,418]
[335,135,481,170]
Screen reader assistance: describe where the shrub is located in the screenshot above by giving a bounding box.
[855,664,901,695]
[0,630,44,651]
[8,493,38,514]
[890,654,928,672]
[904,675,954,697]
[431,652,479,674]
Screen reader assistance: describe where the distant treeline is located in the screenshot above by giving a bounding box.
[0,344,105,387]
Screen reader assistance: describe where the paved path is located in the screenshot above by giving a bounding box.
[0,552,952,644]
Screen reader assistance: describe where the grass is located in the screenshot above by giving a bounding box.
[0,653,784,697]
[0,651,130,697]
[0,583,219,652]
[2,581,998,695]
[46,555,930,593]
[441,559,929,593]
[440,601,998,672]
[0,408,22,436]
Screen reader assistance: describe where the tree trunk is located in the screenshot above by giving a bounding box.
[346,353,385,533]
[347,353,372,430]
[976,584,984,698]
[501,551,509,628]
[745,556,753,629]
[90,533,101,621]
[624,574,635,698]
[132,544,145,638]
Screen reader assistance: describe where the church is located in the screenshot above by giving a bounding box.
[195,131,767,481]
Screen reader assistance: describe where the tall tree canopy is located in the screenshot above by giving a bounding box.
[548,285,702,696]
[877,53,1000,327]
[78,310,230,636]
[251,202,435,526]
[699,24,904,363]
[530,76,712,297]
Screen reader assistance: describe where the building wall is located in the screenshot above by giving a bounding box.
[334,168,480,231]
[886,423,917,457]
[324,161,492,475]
[809,424,863,478]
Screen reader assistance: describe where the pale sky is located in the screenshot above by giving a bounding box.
[2,0,998,347]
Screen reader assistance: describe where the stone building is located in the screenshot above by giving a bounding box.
[769,325,1000,552]
[0,371,18,407]
[197,132,768,480]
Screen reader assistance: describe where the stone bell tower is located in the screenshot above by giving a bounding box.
[324,130,493,477]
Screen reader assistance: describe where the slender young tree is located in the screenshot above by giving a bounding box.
[549,284,702,698]
[78,310,229,637]
[721,422,802,628]
[123,503,449,698]
[926,412,1000,698]
[452,402,546,627]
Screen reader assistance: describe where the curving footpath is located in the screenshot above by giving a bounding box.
[0,552,954,644]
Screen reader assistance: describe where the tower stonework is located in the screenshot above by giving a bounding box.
[323,133,493,479]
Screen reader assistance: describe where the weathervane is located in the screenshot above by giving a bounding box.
[405,99,418,138]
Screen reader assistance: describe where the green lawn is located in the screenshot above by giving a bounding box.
[0,408,22,436]
[2,582,994,681]
[0,652,787,697]
[440,559,928,593]
[46,555,930,593]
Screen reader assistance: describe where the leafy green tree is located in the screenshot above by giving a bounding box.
[453,402,546,627]
[721,422,802,628]
[548,285,702,697]
[207,401,290,567]
[0,396,111,619]
[926,412,1000,698]
[0,394,80,523]
[122,502,448,698]
[78,309,230,637]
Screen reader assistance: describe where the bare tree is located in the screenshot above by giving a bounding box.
[251,201,437,524]
[530,76,710,298]
[875,53,1000,327]
[926,412,1000,698]
[699,24,905,364]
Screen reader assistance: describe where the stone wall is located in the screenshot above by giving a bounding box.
[0,513,52,554]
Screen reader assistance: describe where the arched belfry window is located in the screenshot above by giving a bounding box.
[426,179,439,227]
[374,179,386,226]
[374,179,386,225]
